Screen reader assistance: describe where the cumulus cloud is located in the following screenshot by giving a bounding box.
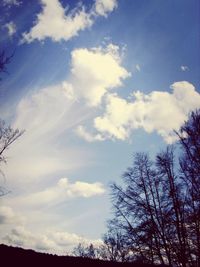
[3,226,102,254]
[69,44,130,106]
[94,0,118,17]
[94,94,134,140]
[4,21,16,36]
[22,0,92,43]
[61,178,105,198]
[79,81,200,143]
[22,0,118,43]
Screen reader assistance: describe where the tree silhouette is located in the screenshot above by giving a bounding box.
[106,110,200,267]
[0,50,13,79]
[0,50,24,196]
[177,110,200,266]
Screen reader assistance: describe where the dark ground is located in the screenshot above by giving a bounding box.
[0,244,168,267]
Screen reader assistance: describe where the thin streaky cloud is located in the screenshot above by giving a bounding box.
[8,178,105,209]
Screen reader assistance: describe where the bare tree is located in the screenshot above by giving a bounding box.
[109,153,169,265]
[102,221,131,262]
[0,119,24,164]
[0,50,13,79]
[156,147,188,267]
[71,111,200,267]
[0,119,24,196]
[177,110,200,266]
[0,50,24,196]
[106,110,200,266]
[72,243,98,259]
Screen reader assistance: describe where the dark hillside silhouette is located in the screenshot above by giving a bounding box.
[0,244,168,267]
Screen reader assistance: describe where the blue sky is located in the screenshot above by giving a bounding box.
[0,0,200,254]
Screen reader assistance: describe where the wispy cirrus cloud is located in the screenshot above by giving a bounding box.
[2,84,92,189]
[11,177,105,208]
[22,0,118,43]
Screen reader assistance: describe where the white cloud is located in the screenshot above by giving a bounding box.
[2,43,128,187]
[50,230,102,250]
[80,81,200,143]
[3,44,130,189]
[11,178,105,208]
[169,81,200,116]
[70,44,130,106]
[5,21,16,36]
[0,206,15,224]
[0,206,24,224]
[181,65,189,71]
[0,53,108,252]
[22,0,118,43]
[76,125,105,142]
[3,226,102,254]
[3,226,56,251]
[135,64,141,72]
[22,0,93,43]
[63,178,105,198]
[2,84,92,187]
[62,82,76,101]
[94,0,117,17]
[94,93,134,140]
[3,44,127,187]
[2,0,22,6]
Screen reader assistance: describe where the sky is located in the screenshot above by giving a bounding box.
[0,0,200,255]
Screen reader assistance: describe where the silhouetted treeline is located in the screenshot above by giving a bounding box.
[73,110,200,267]
[0,244,166,267]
